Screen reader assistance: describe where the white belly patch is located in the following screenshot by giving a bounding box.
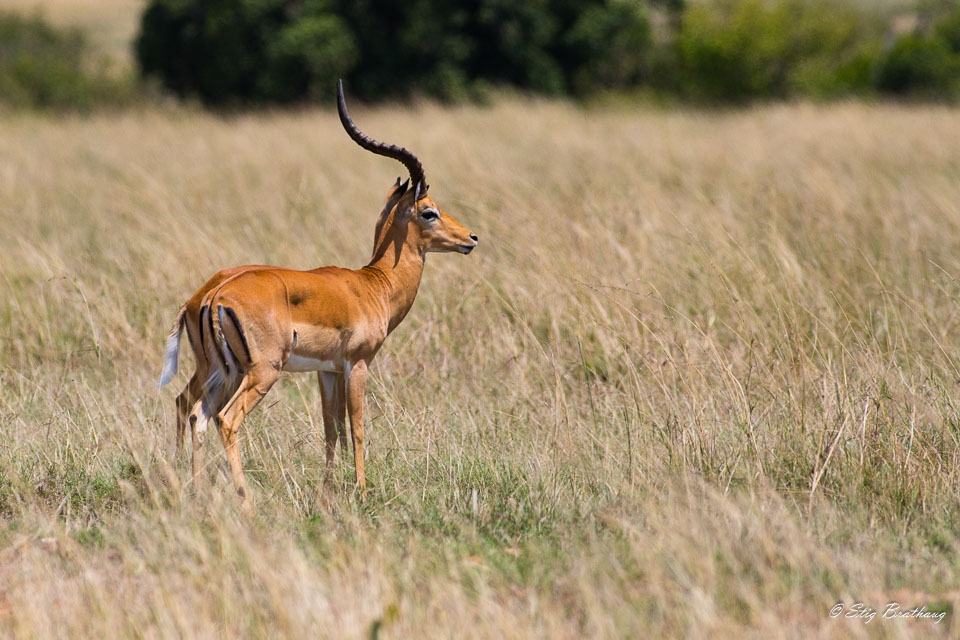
[283,354,340,373]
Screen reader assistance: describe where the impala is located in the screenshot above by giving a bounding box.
[161,265,272,458]
[158,81,478,506]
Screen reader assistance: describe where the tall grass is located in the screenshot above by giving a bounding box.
[1,100,960,637]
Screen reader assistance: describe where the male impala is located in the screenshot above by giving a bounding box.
[158,81,478,507]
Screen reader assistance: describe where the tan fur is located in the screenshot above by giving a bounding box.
[167,183,412,455]
[169,181,476,507]
[170,265,273,455]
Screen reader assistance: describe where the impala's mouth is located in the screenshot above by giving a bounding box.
[458,234,478,254]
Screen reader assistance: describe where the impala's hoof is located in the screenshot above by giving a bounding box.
[238,487,252,513]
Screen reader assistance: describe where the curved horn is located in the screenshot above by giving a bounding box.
[337,79,427,193]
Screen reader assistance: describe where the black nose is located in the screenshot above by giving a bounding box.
[469,234,479,243]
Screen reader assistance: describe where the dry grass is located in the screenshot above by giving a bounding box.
[2,100,960,637]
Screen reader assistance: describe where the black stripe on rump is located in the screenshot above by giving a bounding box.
[199,305,209,355]
[207,303,227,369]
[222,306,251,362]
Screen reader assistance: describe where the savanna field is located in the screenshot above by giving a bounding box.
[2,100,960,638]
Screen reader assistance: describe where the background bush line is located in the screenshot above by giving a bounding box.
[0,12,133,111]
[134,0,960,106]
[2,0,960,111]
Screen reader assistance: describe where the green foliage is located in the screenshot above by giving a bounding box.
[675,0,883,102]
[135,0,355,105]
[261,12,358,102]
[136,0,655,105]
[936,8,960,53]
[877,8,960,99]
[567,0,652,93]
[877,34,959,97]
[0,0,947,111]
[0,12,130,111]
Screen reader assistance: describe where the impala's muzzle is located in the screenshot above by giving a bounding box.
[459,234,479,254]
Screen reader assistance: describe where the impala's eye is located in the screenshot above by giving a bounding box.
[421,210,439,221]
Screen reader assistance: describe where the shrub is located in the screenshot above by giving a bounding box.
[135,0,655,105]
[784,4,883,98]
[935,8,960,53]
[136,0,357,106]
[676,0,883,102]
[877,7,960,99]
[133,0,960,105]
[877,34,959,97]
[566,0,652,94]
[0,12,129,111]
[260,12,358,102]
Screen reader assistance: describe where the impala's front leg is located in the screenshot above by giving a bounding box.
[335,371,348,458]
[346,360,368,496]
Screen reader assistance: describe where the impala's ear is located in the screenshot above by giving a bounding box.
[387,177,409,200]
[380,178,409,221]
[395,183,419,220]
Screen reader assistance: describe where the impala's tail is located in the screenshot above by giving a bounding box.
[158,304,187,388]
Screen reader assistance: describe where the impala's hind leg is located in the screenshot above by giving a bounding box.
[218,366,280,510]
[188,394,217,486]
[175,372,202,456]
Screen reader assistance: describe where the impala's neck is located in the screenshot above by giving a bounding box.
[363,208,426,333]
